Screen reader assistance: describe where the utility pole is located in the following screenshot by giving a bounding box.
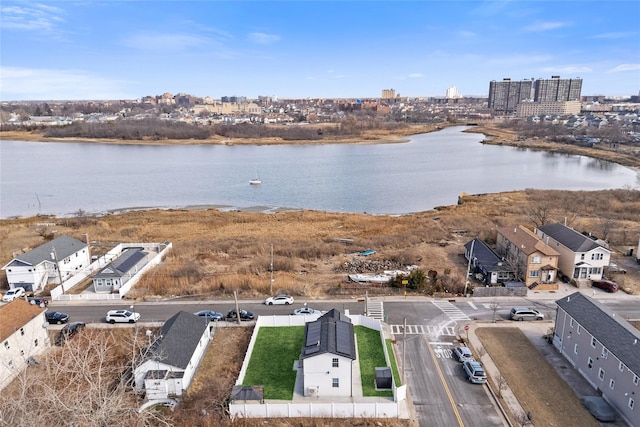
[51,247,64,294]
[270,244,274,295]
[464,239,475,296]
[233,290,241,324]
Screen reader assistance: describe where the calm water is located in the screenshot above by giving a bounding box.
[1,126,637,218]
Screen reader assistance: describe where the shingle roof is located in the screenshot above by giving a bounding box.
[4,235,87,267]
[0,299,45,342]
[497,225,560,257]
[464,238,513,274]
[301,308,356,360]
[556,292,640,375]
[537,224,608,253]
[149,311,209,369]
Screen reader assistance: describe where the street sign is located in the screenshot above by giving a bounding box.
[464,325,469,331]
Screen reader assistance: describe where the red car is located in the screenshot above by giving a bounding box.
[592,279,618,293]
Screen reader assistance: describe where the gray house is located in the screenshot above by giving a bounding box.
[464,238,515,285]
[92,247,148,293]
[554,293,639,426]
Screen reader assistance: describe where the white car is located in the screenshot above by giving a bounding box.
[264,294,294,305]
[293,306,321,316]
[2,287,26,302]
[106,309,140,324]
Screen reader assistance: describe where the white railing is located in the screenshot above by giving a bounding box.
[229,400,400,418]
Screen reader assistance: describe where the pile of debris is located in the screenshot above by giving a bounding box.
[335,257,403,274]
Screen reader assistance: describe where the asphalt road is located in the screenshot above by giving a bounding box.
[44,295,640,426]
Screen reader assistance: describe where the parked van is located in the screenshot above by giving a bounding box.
[510,307,544,321]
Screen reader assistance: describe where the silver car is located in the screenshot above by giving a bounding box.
[510,307,544,321]
[453,346,474,362]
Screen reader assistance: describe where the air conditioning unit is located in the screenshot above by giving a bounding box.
[307,386,318,396]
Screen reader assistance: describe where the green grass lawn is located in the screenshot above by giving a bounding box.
[241,326,305,400]
[385,339,401,386]
[355,326,393,397]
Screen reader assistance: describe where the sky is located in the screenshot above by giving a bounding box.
[1,1,639,101]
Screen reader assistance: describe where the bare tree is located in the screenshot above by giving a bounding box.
[597,215,615,243]
[525,199,553,228]
[494,374,508,398]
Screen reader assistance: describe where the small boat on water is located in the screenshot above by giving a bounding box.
[249,168,262,185]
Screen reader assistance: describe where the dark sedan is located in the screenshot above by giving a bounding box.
[226,309,255,321]
[194,310,224,321]
[45,311,69,325]
[55,322,86,346]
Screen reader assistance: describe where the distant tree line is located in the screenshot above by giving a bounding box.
[42,119,212,140]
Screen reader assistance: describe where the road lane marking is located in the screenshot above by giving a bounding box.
[424,335,465,426]
[432,300,471,320]
[391,325,456,336]
[467,301,477,310]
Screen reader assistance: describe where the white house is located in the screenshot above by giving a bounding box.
[134,311,211,399]
[300,309,357,398]
[535,223,610,282]
[2,235,90,292]
[554,293,640,426]
[92,247,149,293]
[0,299,50,391]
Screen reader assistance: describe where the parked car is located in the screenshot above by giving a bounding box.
[226,309,255,321]
[194,310,224,321]
[105,309,140,324]
[264,294,294,305]
[29,297,49,307]
[453,346,474,363]
[581,396,616,422]
[462,360,487,384]
[45,311,69,324]
[510,307,544,321]
[592,279,619,293]
[2,287,26,302]
[55,322,86,346]
[293,306,321,315]
[606,263,626,274]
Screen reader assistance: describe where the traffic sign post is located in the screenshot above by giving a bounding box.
[464,325,469,342]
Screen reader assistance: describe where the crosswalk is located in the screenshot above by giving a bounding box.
[390,324,456,336]
[432,300,470,321]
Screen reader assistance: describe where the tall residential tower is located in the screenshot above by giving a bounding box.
[488,78,533,113]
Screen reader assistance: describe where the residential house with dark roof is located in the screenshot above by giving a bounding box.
[92,247,149,293]
[553,293,639,426]
[0,299,50,391]
[301,309,357,397]
[464,238,515,285]
[1,235,90,292]
[133,311,211,399]
[496,225,560,288]
[536,223,610,282]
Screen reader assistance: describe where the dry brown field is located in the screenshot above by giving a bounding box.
[476,327,600,427]
[2,188,639,298]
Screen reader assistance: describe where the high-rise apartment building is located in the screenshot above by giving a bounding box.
[488,79,533,112]
[533,76,582,102]
[381,89,395,99]
[446,86,461,99]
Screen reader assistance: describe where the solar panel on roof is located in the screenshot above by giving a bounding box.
[335,321,353,356]
[305,322,322,347]
[115,250,146,273]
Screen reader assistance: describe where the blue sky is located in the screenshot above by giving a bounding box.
[1,1,639,101]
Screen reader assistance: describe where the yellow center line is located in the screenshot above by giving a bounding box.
[424,336,465,427]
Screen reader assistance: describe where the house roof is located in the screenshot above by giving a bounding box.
[497,225,560,257]
[148,311,209,370]
[556,292,640,375]
[464,238,513,273]
[0,299,45,342]
[3,235,87,268]
[94,248,147,279]
[537,224,610,253]
[301,308,356,360]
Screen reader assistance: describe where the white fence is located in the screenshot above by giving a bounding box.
[232,313,405,419]
[51,242,172,301]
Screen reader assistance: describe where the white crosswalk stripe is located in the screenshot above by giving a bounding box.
[390,325,456,336]
[432,300,470,321]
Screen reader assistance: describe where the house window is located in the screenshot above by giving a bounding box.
[577,325,581,335]
[598,368,605,381]
[587,358,593,369]
[629,398,635,410]
[591,337,596,348]
[574,343,578,354]
[580,254,585,260]
[20,350,24,356]
[609,379,615,390]
[332,378,339,388]
[529,270,540,278]
[530,255,541,264]
[591,253,603,261]
[601,348,608,359]
[619,362,624,372]
[4,341,9,350]
[20,328,24,336]
[634,375,639,386]
[34,339,38,347]
[332,358,339,368]
[570,318,574,327]
[7,360,13,368]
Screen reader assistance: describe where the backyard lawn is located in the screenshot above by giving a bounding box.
[355,326,394,397]
[242,326,305,400]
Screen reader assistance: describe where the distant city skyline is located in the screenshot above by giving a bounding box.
[1,1,639,101]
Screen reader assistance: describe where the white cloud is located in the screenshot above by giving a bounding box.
[607,64,640,73]
[121,33,211,52]
[0,66,132,100]
[246,32,280,45]
[408,73,424,79]
[0,4,65,32]
[524,21,571,32]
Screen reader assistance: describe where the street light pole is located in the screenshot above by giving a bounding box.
[51,247,64,294]
[464,239,475,296]
[270,244,274,295]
